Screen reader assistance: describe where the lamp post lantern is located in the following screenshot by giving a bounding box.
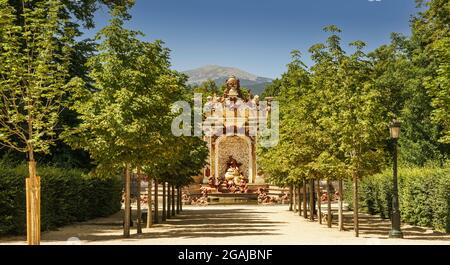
[389,118,403,238]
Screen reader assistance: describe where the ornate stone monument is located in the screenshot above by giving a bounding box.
[202,75,263,194]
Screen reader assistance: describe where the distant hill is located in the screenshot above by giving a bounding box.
[182,65,273,96]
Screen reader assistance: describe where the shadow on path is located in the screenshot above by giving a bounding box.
[3,205,449,244]
[38,207,285,243]
[334,211,450,241]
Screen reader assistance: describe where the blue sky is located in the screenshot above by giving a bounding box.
[86,0,419,79]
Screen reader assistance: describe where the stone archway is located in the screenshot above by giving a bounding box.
[214,135,254,183]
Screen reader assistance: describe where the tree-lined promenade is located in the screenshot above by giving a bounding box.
[258,0,450,237]
[1,1,207,244]
[1,205,450,245]
[1,0,449,245]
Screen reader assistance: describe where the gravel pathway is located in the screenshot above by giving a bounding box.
[1,205,449,245]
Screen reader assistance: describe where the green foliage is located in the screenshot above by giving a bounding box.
[192,79,220,97]
[192,79,252,102]
[258,50,314,185]
[0,0,133,167]
[426,36,450,144]
[66,11,183,170]
[0,0,82,155]
[344,173,392,218]
[259,29,387,187]
[345,166,450,232]
[418,0,450,144]
[147,135,208,186]
[369,43,449,165]
[385,0,450,162]
[66,7,207,187]
[0,161,122,235]
[261,78,282,99]
[309,28,388,180]
[260,0,450,194]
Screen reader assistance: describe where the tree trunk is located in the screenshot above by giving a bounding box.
[124,164,131,238]
[289,185,293,211]
[338,179,344,231]
[154,180,159,224]
[168,184,171,217]
[317,179,322,224]
[303,180,308,219]
[327,179,332,228]
[26,120,40,245]
[353,172,359,237]
[146,178,153,228]
[180,187,183,212]
[162,182,166,221]
[136,168,142,234]
[176,186,180,214]
[167,183,171,219]
[171,184,176,216]
[309,180,315,221]
[313,180,317,216]
[167,183,171,217]
[26,159,40,245]
[292,185,297,213]
[298,184,302,216]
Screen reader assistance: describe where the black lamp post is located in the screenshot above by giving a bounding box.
[389,118,403,238]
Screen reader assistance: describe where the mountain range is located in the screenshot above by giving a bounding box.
[182,65,273,96]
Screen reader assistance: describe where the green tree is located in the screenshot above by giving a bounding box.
[414,0,450,144]
[65,7,187,236]
[0,0,83,244]
[384,0,450,165]
[143,88,208,226]
[260,27,388,237]
[426,37,450,144]
[258,50,313,189]
[261,78,282,99]
[193,79,219,95]
[311,27,387,236]
[0,0,133,168]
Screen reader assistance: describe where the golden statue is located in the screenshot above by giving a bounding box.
[224,167,238,181]
[224,156,245,183]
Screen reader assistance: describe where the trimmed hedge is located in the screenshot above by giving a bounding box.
[0,163,122,235]
[344,166,450,233]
